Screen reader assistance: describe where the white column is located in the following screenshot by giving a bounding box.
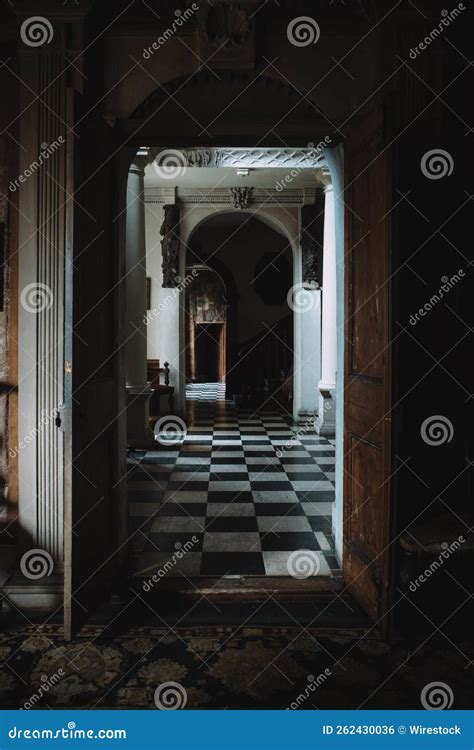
[295,287,321,426]
[125,160,152,445]
[316,184,337,436]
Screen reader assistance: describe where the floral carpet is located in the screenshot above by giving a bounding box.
[0,624,471,709]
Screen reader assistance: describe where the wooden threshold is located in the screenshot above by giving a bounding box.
[131,574,344,601]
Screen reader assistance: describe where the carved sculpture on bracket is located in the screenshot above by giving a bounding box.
[160,204,180,288]
[301,191,325,289]
[229,186,253,210]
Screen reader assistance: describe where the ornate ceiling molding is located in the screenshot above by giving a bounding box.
[147,147,327,169]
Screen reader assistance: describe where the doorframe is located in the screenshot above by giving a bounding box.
[116,138,345,577]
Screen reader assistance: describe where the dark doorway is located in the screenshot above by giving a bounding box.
[195,323,223,382]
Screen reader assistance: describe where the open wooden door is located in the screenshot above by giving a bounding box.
[63,103,125,640]
[343,103,394,626]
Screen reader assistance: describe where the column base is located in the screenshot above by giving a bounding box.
[315,385,336,437]
[2,569,63,614]
[126,385,154,448]
[294,411,317,432]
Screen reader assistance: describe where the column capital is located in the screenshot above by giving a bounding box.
[129,157,147,176]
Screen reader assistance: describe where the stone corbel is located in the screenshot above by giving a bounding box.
[161,204,180,288]
[229,186,253,210]
[301,189,325,289]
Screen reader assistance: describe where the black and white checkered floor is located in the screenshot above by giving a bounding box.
[128,383,340,579]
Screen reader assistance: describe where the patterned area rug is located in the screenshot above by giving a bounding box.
[0,624,471,709]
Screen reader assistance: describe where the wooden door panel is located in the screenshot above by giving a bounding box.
[343,103,392,624]
[347,437,385,562]
[346,378,383,445]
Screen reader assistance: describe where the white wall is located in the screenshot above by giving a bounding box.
[325,145,344,564]
[144,202,164,360]
[144,199,325,428]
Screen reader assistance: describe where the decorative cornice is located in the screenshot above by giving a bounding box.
[144,187,310,206]
[147,147,327,170]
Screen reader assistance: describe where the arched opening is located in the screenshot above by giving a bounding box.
[186,213,294,410]
[185,265,228,386]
